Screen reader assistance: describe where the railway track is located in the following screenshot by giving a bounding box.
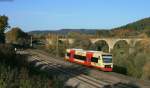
[26,50,111,88]
[30,49,150,88]
[17,49,150,88]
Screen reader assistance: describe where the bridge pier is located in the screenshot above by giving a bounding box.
[129,47,135,54]
[109,48,112,53]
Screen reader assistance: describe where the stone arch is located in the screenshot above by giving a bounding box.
[113,40,129,51]
[113,39,130,48]
[58,39,64,44]
[70,38,92,50]
[92,40,109,52]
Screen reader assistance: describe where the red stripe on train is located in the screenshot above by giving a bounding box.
[68,59,112,72]
[69,50,75,62]
[85,52,93,66]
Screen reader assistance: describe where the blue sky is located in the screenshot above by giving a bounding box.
[0,0,150,32]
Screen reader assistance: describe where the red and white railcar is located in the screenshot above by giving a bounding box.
[65,49,113,71]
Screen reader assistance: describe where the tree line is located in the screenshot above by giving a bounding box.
[0,15,30,47]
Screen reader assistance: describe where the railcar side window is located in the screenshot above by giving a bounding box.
[102,55,112,63]
[91,57,98,63]
[74,55,86,61]
[99,56,101,60]
[67,53,70,56]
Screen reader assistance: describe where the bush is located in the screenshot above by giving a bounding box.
[126,39,150,79]
[71,36,92,50]
[112,40,129,74]
[0,44,52,88]
[142,61,150,80]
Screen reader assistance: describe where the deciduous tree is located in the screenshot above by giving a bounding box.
[0,15,9,43]
[6,27,29,46]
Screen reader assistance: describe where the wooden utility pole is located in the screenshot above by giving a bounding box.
[64,34,69,49]
[30,36,32,47]
[56,34,59,57]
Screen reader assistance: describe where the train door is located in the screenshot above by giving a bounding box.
[86,52,93,66]
[70,50,75,62]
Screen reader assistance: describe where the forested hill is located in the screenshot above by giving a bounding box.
[109,17,150,37]
[28,29,99,35]
[28,17,150,37]
[113,17,150,31]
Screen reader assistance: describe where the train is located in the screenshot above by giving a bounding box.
[65,49,113,71]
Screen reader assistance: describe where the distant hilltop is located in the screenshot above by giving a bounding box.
[28,17,150,37]
[28,29,99,35]
[113,17,150,30]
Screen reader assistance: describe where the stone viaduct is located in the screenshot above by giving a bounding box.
[46,38,144,52]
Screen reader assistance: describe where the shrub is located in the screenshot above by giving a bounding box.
[0,44,52,88]
[126,39,150,79]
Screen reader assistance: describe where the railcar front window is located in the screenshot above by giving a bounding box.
[102,55,112,63]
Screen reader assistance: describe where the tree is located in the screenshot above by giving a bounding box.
[67,32,81,38]
[91,40,109,52]
[6,27,29,46]
[112,40,129,74]
[0,15,9,43]
[95,30,112,38]
[70,33,92,50]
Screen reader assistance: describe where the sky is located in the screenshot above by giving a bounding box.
[0,0,150,32]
